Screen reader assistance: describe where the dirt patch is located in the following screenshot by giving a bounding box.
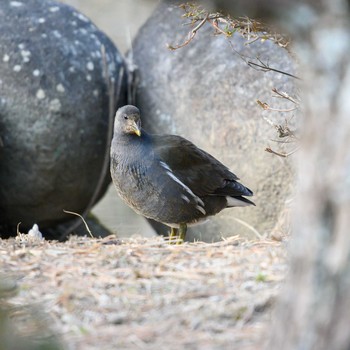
[0,235,287,349]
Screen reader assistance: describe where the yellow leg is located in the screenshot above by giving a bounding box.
[177,223,187,245]
[169,227,178,244]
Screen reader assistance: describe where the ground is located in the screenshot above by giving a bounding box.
[0,235,287,350]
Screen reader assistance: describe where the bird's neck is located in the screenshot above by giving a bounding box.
[111,130,152,162]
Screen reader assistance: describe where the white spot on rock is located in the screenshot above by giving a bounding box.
[74,12,89,22]
[86,74,92,81]
[79,28,88,35]
[33,69,40,76]
[36,89,46,100]
[56,84,65,93]
[93,89,99,97]
[38,18,46,23]
[10,1,23,7]
[21,50,31,57]
[3,54,10,62]
[41,33,48,39]
[71,20,77,26]
[18,43,25,50]
[49,98,61,112]
[13,65,22,72]
[49,6,60,12]
[21,50,31,63]
[69,66,75,73]
[86,62,94,71]
[52,30,62,38]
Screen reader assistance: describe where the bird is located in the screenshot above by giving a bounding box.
[110,105,255,242]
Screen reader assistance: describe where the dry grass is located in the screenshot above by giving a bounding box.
[0,235,287,349]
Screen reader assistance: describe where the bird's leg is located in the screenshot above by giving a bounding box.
[178,223,187,244]
[169,227,178,243]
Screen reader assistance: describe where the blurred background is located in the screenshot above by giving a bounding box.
[60,0,160,237]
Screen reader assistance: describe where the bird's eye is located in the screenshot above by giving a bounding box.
[124,115,128,120]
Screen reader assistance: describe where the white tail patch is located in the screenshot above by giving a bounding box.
[226,196,253,207]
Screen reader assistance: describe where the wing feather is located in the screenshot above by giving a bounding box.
[151,134,252,198]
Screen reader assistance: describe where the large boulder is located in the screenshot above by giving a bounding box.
[0,0,127,237]
[132,2,298,241]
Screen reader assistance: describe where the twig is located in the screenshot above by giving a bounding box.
[248,60,301,80]
[167,13,209,50]
[63,210,93,238]
[16,222,22,236]
[257,100,297,112]
[272,88,299,104]
[265,146,300,158]
[233,218,263,240]
[270,139,297,144]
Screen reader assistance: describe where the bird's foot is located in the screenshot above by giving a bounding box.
[177,223,187,245]
[168,226,186,245]
[169,227,177,244]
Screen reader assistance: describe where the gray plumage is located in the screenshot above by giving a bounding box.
[110,105,254,238]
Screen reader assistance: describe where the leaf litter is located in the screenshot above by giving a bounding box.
[0,234,287,349]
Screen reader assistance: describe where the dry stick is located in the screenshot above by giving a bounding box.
[233,218,263,240]
[167,13,209,50]
[257,99,297,112]
[61,45,124,239]
[16,222,22,236]
[248,60,301,80]
[265,146,300,158]
[272,87,299,105]
[227,41,298,82]
[63,210,93,238]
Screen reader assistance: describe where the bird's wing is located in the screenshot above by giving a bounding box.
[151,134,251,198]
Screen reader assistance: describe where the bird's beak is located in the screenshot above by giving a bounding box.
[131,121,141,137]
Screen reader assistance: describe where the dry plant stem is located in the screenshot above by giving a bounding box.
[167,13,209,50]
[257,100,297,112]
[60,45,124,239]
[62,210,93,238]
[233,217,263,240]
[169,5,295,82]
[16,222,21,235]
[258,85,300,158]
[265,147,300,158]
[248,60,301,80]
[226,41,299,81]
[272,88,299,105]
[172,4,290,49]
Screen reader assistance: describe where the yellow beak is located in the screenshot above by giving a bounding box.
[131,121,141,137]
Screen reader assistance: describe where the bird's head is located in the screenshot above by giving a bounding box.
[114,105,142,137]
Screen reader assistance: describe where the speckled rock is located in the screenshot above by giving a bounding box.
[0,0,127,236]
[131,2,298,241]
